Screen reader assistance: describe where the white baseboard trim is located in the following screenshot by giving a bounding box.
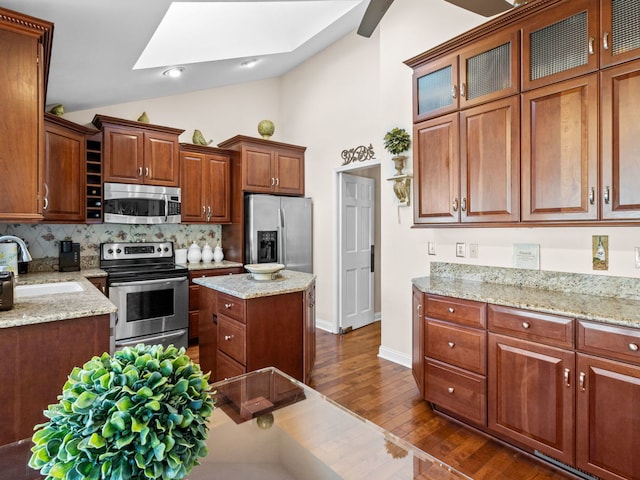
[378,345,411,369]
[316,317,338,334]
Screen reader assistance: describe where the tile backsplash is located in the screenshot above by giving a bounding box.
[0,223,222,266]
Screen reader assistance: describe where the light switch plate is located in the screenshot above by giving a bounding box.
[428,242,436,255]
[456,242,466,257]
[469,243,478,258]
[635,247,640,268]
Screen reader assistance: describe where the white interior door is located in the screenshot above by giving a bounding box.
[339,173,375,333]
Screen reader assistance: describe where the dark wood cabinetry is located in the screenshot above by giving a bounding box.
[408,0,640,227]
[423,295,487,426]
[0,8,52,222]
[412,286,425,397]
[218,135,305,196]
[188,267,243,342]
[93,115,183,187]
[0,315,110,445]
[198,283,315,384]
[43,113,99,223]
[180,144,231,224]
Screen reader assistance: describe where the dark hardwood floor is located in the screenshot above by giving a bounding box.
[187,322,576,480]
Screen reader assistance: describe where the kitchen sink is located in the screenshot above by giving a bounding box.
[15,281,84,298]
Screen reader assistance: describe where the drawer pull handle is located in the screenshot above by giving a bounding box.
[447,387,455,394]
[564,368,571,387]
[629,343,639,352]
[448,341,455,348]
[448,307,455,313]
[224,303,233,309]
[579,372,586,392]
[224,335,234,341]
[522,322,531,329]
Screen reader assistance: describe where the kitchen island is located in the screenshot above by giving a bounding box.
[0,271,116,446]
[194,270,316,383]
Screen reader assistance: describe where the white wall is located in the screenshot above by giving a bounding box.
[63,0,640,366]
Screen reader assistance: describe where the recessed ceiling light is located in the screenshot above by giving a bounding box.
[240,59,259,68]
[162,66,185,78]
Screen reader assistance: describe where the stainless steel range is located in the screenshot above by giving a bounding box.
[100,241,189,352]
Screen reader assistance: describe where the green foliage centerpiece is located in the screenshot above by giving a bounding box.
[29,344,215,480]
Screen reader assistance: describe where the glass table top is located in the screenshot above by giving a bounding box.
[0,367,470,480]
[189,367,470,480]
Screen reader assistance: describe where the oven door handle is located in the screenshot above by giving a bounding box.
[115,329,188,348]
[110,276,188,287]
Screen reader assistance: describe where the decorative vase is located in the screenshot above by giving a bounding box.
[187,241,202,263]
[392,155,406,175]
[201,243,214,263]
[257,119,275,139]
[213,244,224,262]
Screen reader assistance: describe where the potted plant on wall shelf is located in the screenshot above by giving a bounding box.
[383,127,411,175]
[29,344,215,480]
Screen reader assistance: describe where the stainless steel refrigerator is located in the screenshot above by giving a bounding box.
[245,194,313,273]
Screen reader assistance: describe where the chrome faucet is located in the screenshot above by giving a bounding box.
[0,236,32,262]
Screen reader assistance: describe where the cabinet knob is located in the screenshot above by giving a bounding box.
[589,187,595,205]
[461,197,467,212]
[447,387,455,394]
[224,335,234,341]
[224,303,233,309]
[448,307,455,313]
[43,182,49,211]
[604,186,610,204]
[448,341,455,348]
[522,321,531,329]
[145,167,150,177]
[138,167,143,176]
[588,36,595,55]
[451,85,457,99]
[579,371,586,392]
[564,368,571,387]
[629,343,639,352]
[452,198,459,212]
[603,31,610,50]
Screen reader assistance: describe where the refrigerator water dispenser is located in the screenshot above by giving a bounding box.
[257,231,277,263]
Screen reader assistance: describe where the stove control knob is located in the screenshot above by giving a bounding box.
[164,247,169,252]
[116,248,122,254]
[107,248,114,255]
[157,247,161,253]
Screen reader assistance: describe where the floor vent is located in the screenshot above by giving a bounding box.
[533,451,600,480]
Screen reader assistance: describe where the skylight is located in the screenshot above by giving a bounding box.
[134,0,363,70]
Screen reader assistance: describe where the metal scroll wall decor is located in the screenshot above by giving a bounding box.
[341,144,375,166]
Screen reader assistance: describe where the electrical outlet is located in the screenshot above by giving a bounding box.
[470,243,478,258]
[428,242,436,255]
[635,247,640,268]
[456,242,466,257]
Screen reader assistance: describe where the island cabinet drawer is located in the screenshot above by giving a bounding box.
[488,305,574,348]
[425,295,486,329]
[425,359,487,426]
[217,351,245,382]
[218,315,246,364]
[577,320,640,364]
[426,320,486,374]
[217,292,246,323]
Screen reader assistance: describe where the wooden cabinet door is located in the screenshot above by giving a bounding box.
[459,29,520,109]
[521,74,598,222]
[600,0,640,67]
[198,286,217,377]
[180,151,207,223]
[576,354,640,480]
[600,60,640,219]
[205,153,231,223]
[274,150,304,195]
[412,54,459,122]
[103,126,144,184]
[412,287,425,397]
[413,113,460,224]
[488,333,575,465]
[242,146,274,192]
[522,0,599,91]
[43,122,86,222]
[0,27,43,222]
[144,131,179,186]
[460,96,520,223]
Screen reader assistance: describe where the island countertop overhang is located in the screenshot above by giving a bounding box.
[194,270,316,299]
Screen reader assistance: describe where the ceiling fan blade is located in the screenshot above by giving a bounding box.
[443,0,514,17]
[357,0,395,37]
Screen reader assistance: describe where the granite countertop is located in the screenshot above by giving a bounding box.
[0,271,116,329]
[185,260,244,272]
[413,268,640,330]
[194,270,316,299]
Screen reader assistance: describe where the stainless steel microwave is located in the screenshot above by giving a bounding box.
[103,182,181,224]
